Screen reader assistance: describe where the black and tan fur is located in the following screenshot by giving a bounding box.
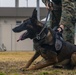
[12,9,76,70]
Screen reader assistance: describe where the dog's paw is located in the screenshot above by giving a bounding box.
[20,67,29,72]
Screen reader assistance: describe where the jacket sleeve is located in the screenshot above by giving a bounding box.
[52,0,61,5]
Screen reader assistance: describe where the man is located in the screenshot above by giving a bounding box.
[42,0,76,43]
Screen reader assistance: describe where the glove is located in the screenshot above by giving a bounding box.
[57,27,63,33]
[55,29,63,38]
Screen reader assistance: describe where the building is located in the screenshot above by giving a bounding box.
[0,7,47,51]
[0,0,76,51]
[0,0,47,51]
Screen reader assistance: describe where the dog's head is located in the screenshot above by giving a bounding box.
[12,9,43,41]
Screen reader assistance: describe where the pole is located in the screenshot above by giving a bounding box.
[36,0,40,21]
[15,0,19,7]
[26,0,28,7]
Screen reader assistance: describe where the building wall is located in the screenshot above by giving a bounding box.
[0,19,76,51]
[0,7,47,51]
[0,18,33,51]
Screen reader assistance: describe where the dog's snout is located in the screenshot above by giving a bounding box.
[12,27,21,33]
[12,28,16,32]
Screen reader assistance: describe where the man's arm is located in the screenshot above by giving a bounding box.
[42,0,63,32]
[42,0,53,10]
[52,0,61,5]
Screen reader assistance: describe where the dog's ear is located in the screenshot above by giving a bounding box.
[32,8,37,19]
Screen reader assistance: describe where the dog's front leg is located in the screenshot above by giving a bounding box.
[26,59,57,70]
[20,51,40,71]
[25,51,40,68]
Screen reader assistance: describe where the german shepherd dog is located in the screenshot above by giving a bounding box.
[12,9,76,70]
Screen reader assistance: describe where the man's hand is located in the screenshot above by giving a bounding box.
[57,25,64,32]
[45,2,53,10]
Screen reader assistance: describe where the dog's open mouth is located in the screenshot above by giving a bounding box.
[17,30,29,42]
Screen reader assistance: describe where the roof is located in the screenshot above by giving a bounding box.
[0,7,47,19]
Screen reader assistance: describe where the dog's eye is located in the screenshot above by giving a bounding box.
[23,20,26,22]
[27,25,33,28]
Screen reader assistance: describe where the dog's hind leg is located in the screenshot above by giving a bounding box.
[70,52,76,69]
[71,52,76,64]
[64,52,76,69]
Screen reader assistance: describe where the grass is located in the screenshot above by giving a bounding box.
[0,72,5,75]
[0,51,35,62]
[0,51,42,62]
[0,51,76,75]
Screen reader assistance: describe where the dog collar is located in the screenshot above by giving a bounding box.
[35,28,48,40]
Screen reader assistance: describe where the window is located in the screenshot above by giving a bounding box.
[0,0,15,7]
[28,0,36,7]
[16,21,22,25]
[19,0,26,7]
[0,0,45,7]
[19,0,45,7]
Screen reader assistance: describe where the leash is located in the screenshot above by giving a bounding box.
[36,0,51,40]
[36,9,50,40]
[36,0,59,40]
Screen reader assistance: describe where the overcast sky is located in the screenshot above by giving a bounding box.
[0,0,45,7]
